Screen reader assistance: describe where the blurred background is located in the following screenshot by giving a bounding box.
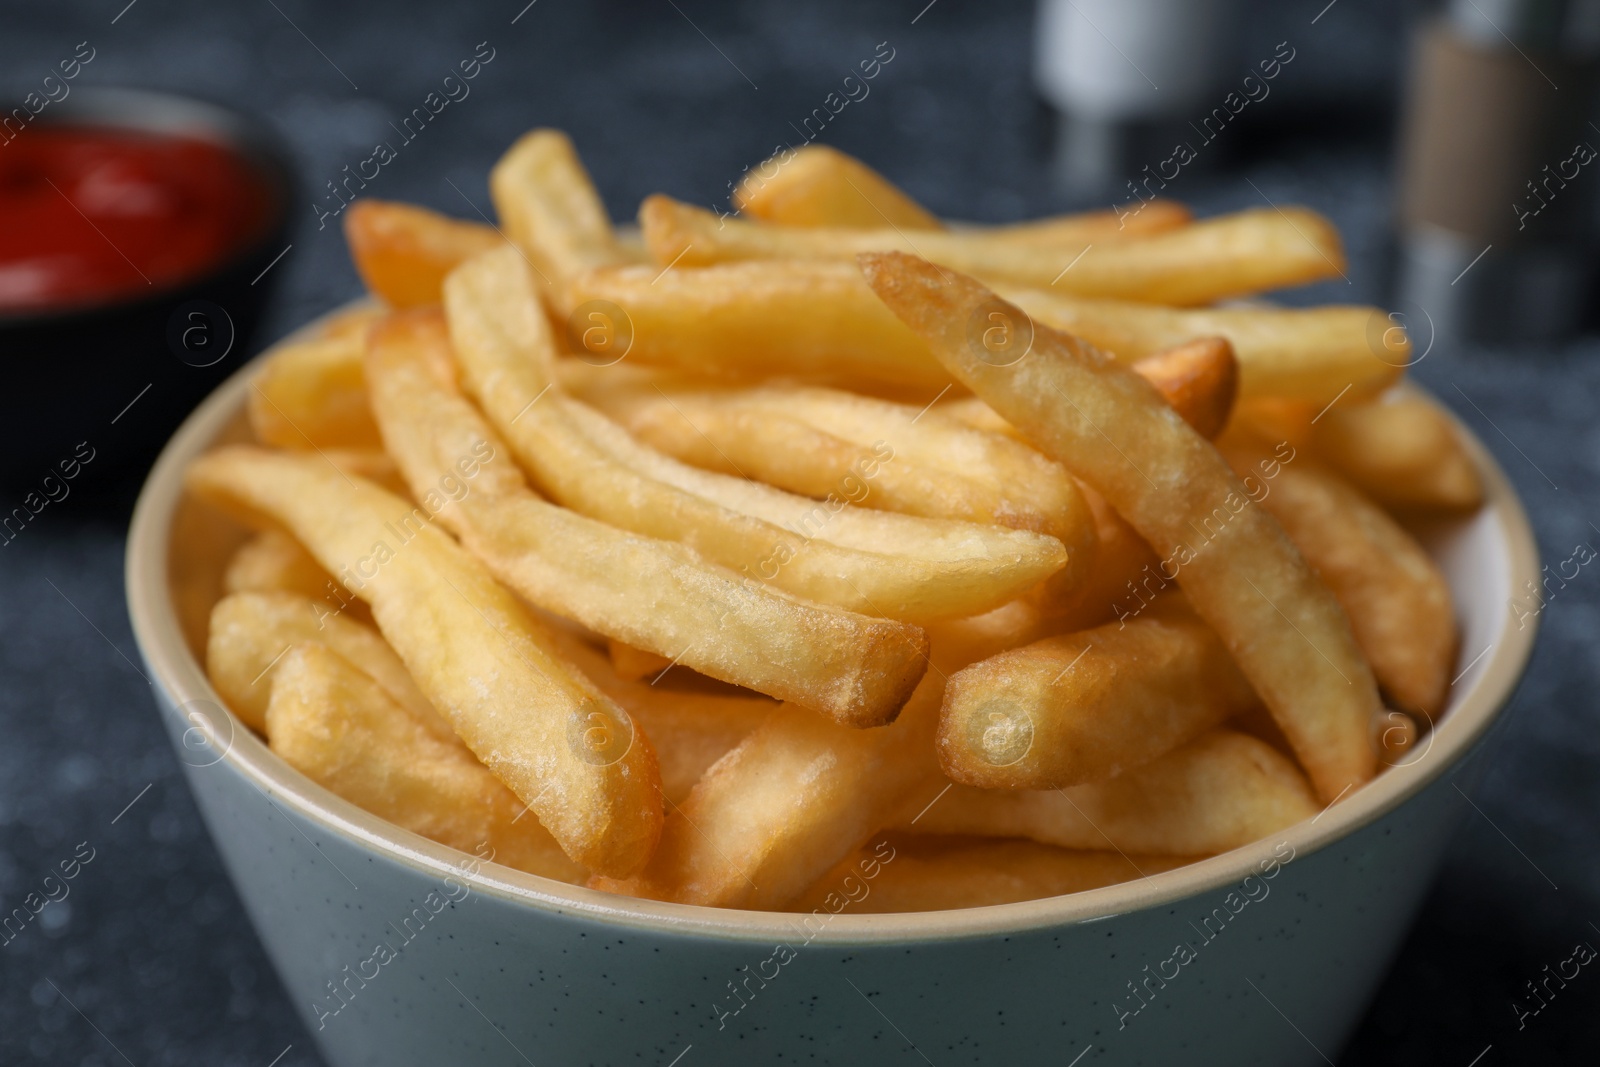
[1,0,1596,1063]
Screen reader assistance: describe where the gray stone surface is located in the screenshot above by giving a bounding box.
[0,0,1594,1063]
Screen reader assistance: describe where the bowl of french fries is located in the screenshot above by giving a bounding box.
[127,131,1539,1066]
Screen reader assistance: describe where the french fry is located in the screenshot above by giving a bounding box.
[861,252,1381,803]
[1222,441,1457,716]
[937,396,1015,437]
[309,303,385,343]
[941,336,1238,442]
[590,606,1078,911]
[1229,701,1297,760]
[206,590,451,740]
[633,696,769,806]
[1128,337,1238,440]
[344,199,504,308]
[247,330,383,451]
[591,673,945,909]
[365,309,930,726]
[265,643,585,882]
[223,529,371,626]
[1309,395,1484,511]
[316,448,409,495]
[622,687,766,804]
[733,143,1191,243]
[571,387,1070,620]
[445,249,1069,623]
[489,128,636,297]
[919,481,1163,659]
[735,144,943,230]
[923,598,1069,677]
[548,632,773,804]
[644,196,1345,304]
[565,258,1379,405]
[979,200,1192,245]
[570,373,1099,551]
[938,604,1260,790]
[607,639,674,683]
[565,260,945,390]
[902,730,1319,855]
[1044,485,1162,630]
[788,835,1190,913]
[1228,396,1317,451]
[999,286,1404,404]
[186,447,663,877]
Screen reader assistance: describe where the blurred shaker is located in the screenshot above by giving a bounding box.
[1394,0,1600,346]
[1035,0,1242,195]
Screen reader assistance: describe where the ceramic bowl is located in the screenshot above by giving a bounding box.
[126,327,1540,1066]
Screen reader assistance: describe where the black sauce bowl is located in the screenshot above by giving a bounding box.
[0,88,298,494]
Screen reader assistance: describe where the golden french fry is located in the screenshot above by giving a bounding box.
[1045,484,1162,630]
[1129,337,1238,440]
[566,259,1381,405]
[186,447,663,877]
[903,730,1319,855]
[735,144,942,230]
[1229,701,1297,759]
[248,331,383,451]
[206,590,451,740]
[861,251,1381,803]
[1223,442,1457,716]
[589,611,1057,911]
[265,643,585,882]
[489,128,636,297]
[937,396,1015,437]
[632,694,769,806]
[1309,396,1484,511]
[1228,396,1317,451]
[344,199,504,308]
[939,487,1163,671]
[788,835,1190,914]
[923,481,1164,659]
[607,639,674,683]
[565,260,944,390]
[921,531,1171,681]
[310,303,386,343]
[999,286,1404,404]
[617,684,771,806]
[733,143,1191,244]
[316,448,409,496]
[591,674,945,909]
[571,383,1070,621]
[571,374,1098,550]
[365,309,930,725]
[223,529,371,626]
[644,196,1344,304]
[938,605,1260,790]
[979,200,1192,245]
[921,598,1065,679]
[549,632,773,804]
[940,336,1238,442]
[445,248,1069,623]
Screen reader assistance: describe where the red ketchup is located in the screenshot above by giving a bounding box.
[0,127,273,313]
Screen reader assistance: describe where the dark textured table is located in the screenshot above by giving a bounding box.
[2,1,1596,1063]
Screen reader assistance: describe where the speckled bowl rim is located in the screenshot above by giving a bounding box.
[127,308,1542,948]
